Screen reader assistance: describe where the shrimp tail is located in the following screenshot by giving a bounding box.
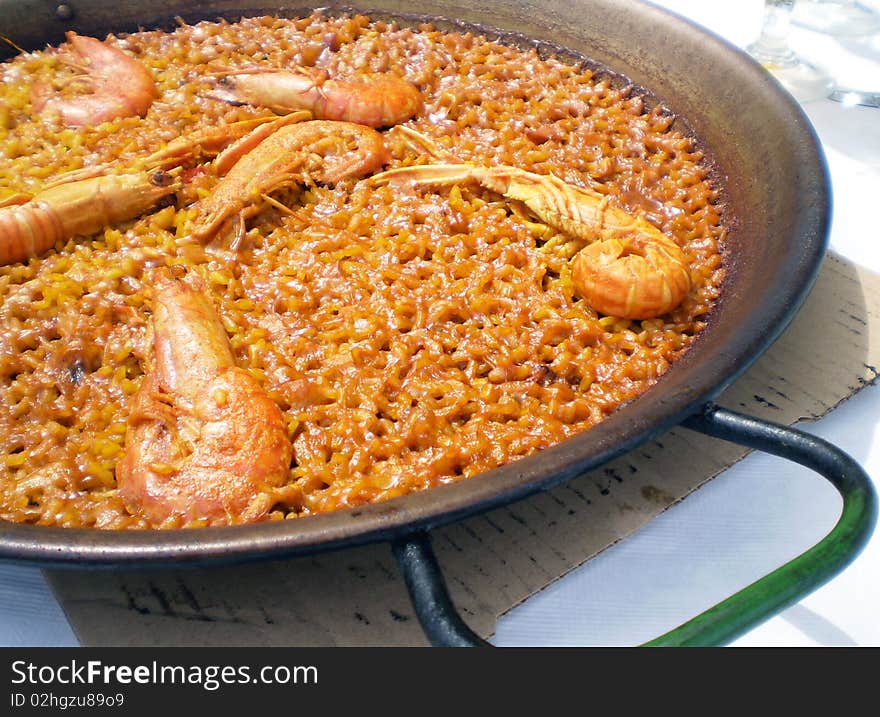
[572,235,691,319]
[371,160,691,319]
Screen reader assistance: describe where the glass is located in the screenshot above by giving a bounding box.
[792,0,880,37]
[746,0,835,102]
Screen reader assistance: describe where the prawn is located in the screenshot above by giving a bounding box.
[370,160,691,320]
[190,119,389,242]
[216,68,422,128]
[31,32,156,127]
[0,169,177,266]
[116,273,292,527]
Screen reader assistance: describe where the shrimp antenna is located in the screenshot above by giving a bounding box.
[0,35,26,54]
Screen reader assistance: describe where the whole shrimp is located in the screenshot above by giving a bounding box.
[116,274,292,527]
[370,141,691,320]
[190,118,389,241]
[0,169,176,266]
[31,32,156,127]
[217,69,422,128]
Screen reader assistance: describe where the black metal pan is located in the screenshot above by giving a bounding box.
[0,0,875,646]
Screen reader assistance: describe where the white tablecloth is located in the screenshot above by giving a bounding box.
[2,0,878,647]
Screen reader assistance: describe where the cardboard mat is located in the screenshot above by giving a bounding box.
[46,253,880,646]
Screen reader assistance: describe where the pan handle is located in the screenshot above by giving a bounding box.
[392,404,877,646]
[392,534,490,647]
